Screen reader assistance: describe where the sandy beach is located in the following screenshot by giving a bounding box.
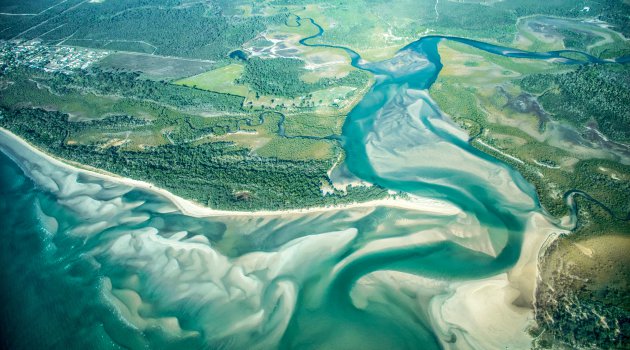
[0,127,460,218]
[0,127,564,350]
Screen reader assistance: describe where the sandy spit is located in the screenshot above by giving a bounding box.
[0,128,460,218]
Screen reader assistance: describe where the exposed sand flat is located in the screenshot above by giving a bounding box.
[574,242,594,258]
[434,213,565,350]
[0,124,562,349]
[440,274,532,349]
[348,214,562,350]
[0,128,460,218]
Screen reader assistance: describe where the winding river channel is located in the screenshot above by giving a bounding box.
[0,17,623,350]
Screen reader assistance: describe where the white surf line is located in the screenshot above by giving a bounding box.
[0,127,460,219]
[475,139,525,165]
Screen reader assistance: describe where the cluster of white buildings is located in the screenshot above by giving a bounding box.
[0,40,109,74]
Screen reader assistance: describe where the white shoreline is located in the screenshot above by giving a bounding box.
[0,127,564,350]
[0,127,459,218]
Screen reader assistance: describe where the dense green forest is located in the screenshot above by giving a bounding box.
[0,0,56,13]
[0,0,286,60]
[238,57,370,98]
[475,135,630,219]
[438,0,630,39]
[519,64,630,142]
[2,0,629,61]
[272,0,630,45]
[0,107,388,210]
[8,66,245,113]
[431,66,630,219]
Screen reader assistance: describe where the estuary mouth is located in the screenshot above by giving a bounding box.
[0,138,556,349]
[1,2,628,349]
[0,34,561,347]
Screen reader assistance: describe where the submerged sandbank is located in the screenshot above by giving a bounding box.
[0,126,565,350]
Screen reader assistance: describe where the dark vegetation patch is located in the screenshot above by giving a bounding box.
[533,202,630,349]
[431,74,630,219]
[237,57,370,98]
[0,0,287,60]
[15,66,246,112]
[0,0,58,13]
[0,107,389,210]
[519,64,630,142]
[497,86,550,131]
[482,139,630,218]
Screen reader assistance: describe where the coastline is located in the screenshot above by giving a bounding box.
[436,211,565,349]
[0,126,565,349]
[0,127,460,218]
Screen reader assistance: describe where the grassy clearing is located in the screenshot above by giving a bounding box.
[211,132,272,151]
[1,68,354,161]
[242,85,361,116]
[441,41,565,76]
[256,137,335,160]
[175,64,249,97]
[1,80,119,120]
[438,44,520,84]
[2,107,391,211]
[0,79,176,123]
[516,16,630,59]
[283,113,344,138]
[431,41,630,218]
[98,53,216,81]
[294,1,430,62]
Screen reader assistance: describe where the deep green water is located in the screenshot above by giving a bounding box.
[0,22,615,350]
